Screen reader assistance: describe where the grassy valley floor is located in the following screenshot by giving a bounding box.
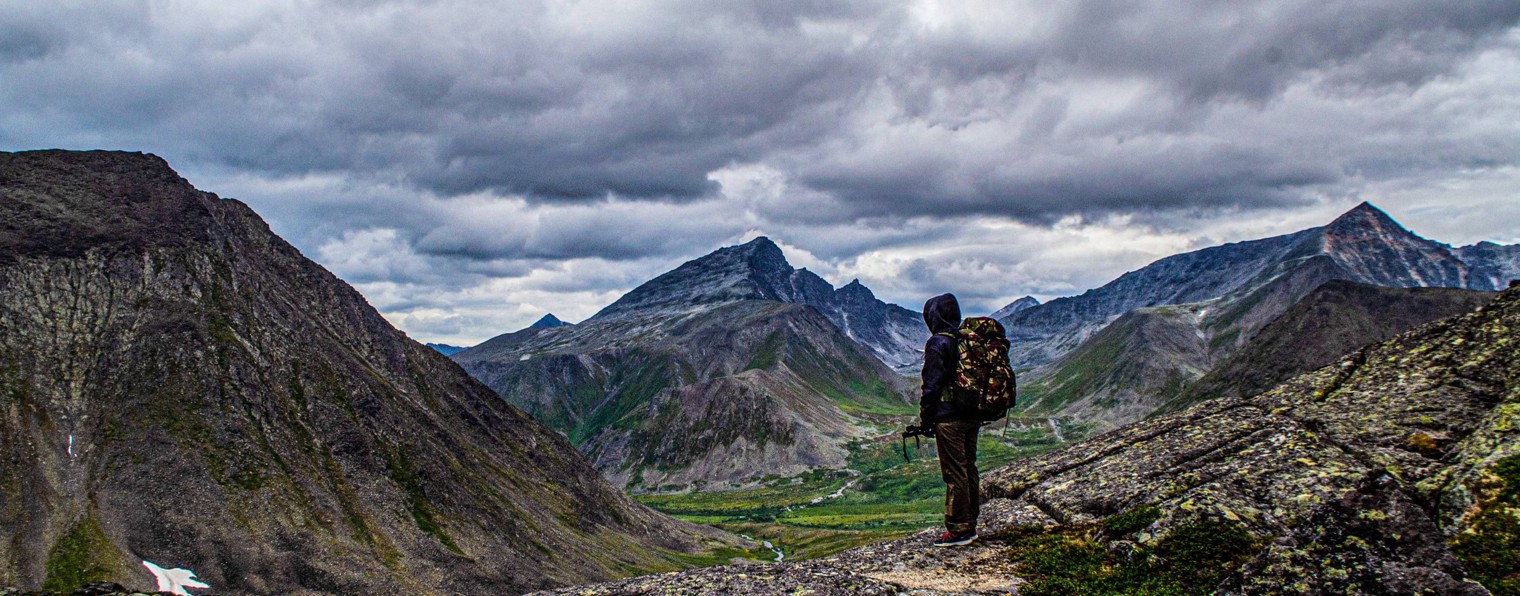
[636,418,1077,563]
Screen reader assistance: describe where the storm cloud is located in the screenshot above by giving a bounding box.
[3,0,1519,342]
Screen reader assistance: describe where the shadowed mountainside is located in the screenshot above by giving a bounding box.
[0,150,731,595]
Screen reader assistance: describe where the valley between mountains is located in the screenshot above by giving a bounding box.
[5,150,1520,595]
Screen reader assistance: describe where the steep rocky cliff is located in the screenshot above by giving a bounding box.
[0,150,729,595]
[1459,241,1520,291]
[454,241,917,489]
[538,280,1520,595]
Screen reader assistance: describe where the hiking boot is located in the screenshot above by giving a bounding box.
[932,529,977,547]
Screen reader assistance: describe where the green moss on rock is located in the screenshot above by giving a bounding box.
[42,515,120,594]
[1102,504,1161,537]
[1452,454,1520,596]
[385,443,464,555]
[998,518,1259,596]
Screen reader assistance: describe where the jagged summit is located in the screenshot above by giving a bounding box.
[1458,241,1520,289]
[1324,201,1401,234]
[1311,201,1468,289]
[531,313,570,328]
[579,237,925,369]
[989,296,1039,320]
[589,236,795,322]
[836,279,877,302]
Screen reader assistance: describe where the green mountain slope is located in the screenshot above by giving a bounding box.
[1016,305,1210,429]
[457,297,914,491]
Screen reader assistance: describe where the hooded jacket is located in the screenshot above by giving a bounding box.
[920,293,973,422]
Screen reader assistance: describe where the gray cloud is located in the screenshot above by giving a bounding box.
[5,0,1516,217]
[2,0,1518,341]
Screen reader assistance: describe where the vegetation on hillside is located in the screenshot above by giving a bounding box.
[637,422,1070,561]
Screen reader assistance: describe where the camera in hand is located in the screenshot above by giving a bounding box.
[900,423,936,461]
[902,424,936,439]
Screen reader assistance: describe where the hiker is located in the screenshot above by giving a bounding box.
[920,292,980,547]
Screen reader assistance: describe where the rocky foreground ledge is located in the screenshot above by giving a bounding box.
[1,583,160,596]
[540,284,1520,595]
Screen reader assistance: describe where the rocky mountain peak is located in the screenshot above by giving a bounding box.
[836,278,876,302]
[990,296,1040,320]
[589,236,795,321]
[530,313,569,328]
[737,235,786,264]
[559,236,924,369]
[1323,201,1407,238]
[1308,200,1470,289]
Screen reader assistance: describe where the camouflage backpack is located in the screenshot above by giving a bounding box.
[951,317,1016,422]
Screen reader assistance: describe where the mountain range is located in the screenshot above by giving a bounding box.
[453,238,917,490]
[586,237,924,370]
[1165,280,1496,411]
[1007,202,1518,431]
[999,202,1512,367]
[424,342,468,355]
[0,150,731,595]
[542,267,1520,596]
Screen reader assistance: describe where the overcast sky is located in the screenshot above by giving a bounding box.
[4,0,1519,345]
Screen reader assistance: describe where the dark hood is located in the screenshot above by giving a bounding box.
[923,293,961,334]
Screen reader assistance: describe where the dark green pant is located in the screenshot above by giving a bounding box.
[935,420,980,533]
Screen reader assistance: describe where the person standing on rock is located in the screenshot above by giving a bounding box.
[920,292,980,547]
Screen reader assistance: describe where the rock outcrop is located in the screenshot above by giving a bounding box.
[0,150,729,595]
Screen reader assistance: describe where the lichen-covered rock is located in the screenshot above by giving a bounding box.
[982,281,1520,592]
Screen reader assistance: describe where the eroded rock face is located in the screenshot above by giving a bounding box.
[0,150,726,595]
